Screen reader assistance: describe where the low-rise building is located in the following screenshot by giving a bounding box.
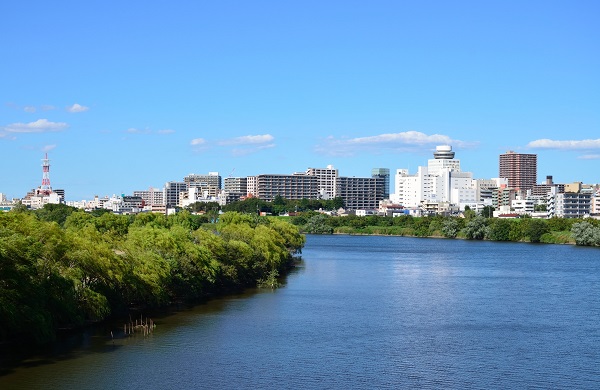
[549,184,591,218]
[511,198,535,215]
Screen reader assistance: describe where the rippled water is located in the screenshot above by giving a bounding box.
[2,235,600,389]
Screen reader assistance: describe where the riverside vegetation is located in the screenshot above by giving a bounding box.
[3,199,598,344]
[294,210,600,246]
[0,205,304,344]
[216,197,600,247]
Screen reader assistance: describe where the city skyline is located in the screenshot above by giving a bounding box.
[1,1,599,200]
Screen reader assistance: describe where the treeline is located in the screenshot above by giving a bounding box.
[0,205,305,343]
[189,196,345,215]
[292,212,600,246]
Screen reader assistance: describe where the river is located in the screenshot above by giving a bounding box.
[1,235,599,389]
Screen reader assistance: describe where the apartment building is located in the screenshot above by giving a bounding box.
[334,176,384,210]
[163,181,187,207]
[133,188,164,206]
[531,175,565,197]
[184,172,221,193]
[224,177,248,195]
[306,165,338,199]
[499,151,537,191]
[252,174,318,201]
[548,185,591,218]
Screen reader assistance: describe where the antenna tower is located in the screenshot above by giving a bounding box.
[39,153,52,195]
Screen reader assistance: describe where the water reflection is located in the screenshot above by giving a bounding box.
[1,235,599,389]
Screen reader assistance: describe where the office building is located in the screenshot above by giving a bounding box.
[393,145,476,209]
[371,168,390,199]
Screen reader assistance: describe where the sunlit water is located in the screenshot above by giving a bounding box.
[1,235,599,389]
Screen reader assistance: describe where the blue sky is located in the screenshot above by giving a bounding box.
[1,1,598,200]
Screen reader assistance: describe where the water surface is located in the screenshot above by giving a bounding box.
[1,235,599,389]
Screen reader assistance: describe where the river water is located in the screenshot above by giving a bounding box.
[1,235,599,389]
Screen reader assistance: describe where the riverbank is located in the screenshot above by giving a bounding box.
[3,235,599,390]
[328,225,576,245]
[0,210,305,345]
[292,213,599,246]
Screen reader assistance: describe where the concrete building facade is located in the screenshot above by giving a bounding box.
[306,165,339,199]
[163,181,187,208]
[133,188,164,206]
[253,174,318,201]
[392,145,476,210]
[334,176,384,210]
[499,151,537,191]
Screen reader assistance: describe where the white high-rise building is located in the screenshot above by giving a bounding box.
[392,145,476,209]
[306,165,339,199]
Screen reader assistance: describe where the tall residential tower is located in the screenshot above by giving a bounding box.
[499,151,537,191]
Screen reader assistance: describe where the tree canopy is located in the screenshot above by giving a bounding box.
[0,209,305,343]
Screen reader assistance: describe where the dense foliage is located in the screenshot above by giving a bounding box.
[0,206,304,343]
[289,211,600,247]
[571,221,600,246]
[222,196,344,215]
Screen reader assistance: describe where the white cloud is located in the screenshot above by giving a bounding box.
[190,137,209,152]
[315,131,474,157]
[219,134,275,146]
[24,106,36,113]
[126,127,174,135]
[231,143,276,156]
[215,134,276,156]
[347,131,461,146]
[41,105,56,111]
[67,103,89,113]
[190,138,206,146]
[578,154,600,160]
[42,144,57,152]
[527,138,600,150]
[3,119,68,133]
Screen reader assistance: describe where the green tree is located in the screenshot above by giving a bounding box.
[571,221,600,246]
[464,216,487,240]
[442,218,460,238]
[34,203,79,226]
[186,201,220,214]
[305,214,333,234]
[481,205,495,218]
[463,206,477,220]
[508,218,526,241]
[526,219,549,243]
[413,217,431,237]
[487,219,511,241]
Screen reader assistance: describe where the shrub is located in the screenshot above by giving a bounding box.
[464,216,487,240]
[442,218,460,238]
[571,221,600,246]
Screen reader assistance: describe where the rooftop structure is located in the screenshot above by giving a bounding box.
[432,145,455,159]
